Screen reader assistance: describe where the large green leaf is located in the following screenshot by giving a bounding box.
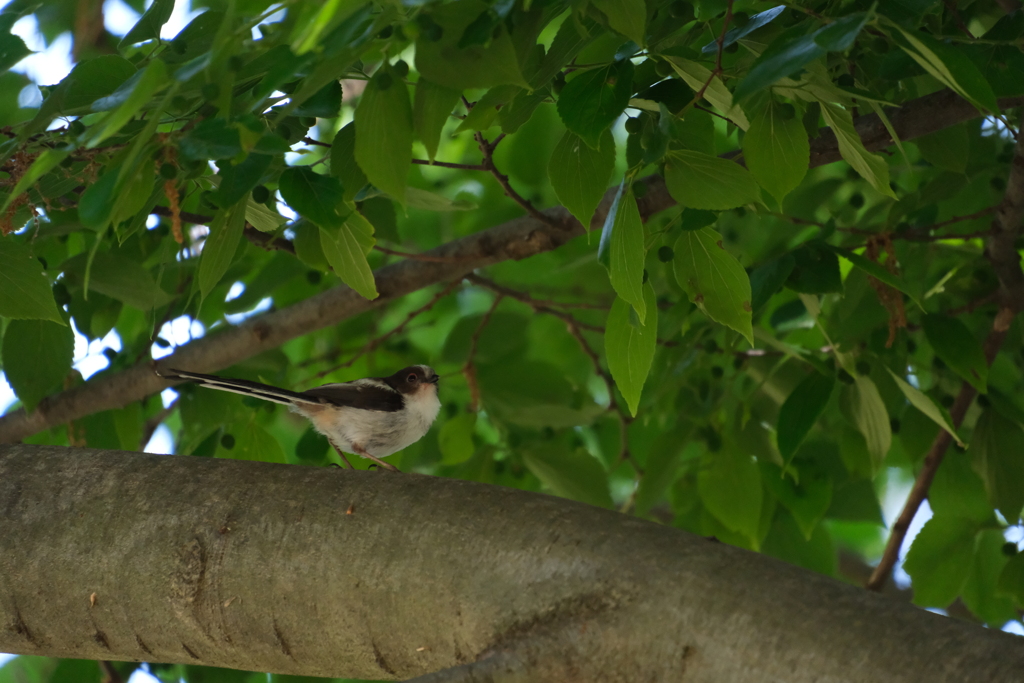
[891,25,999,114]
[556,60,634,149]
[886,368,964,447]
[930,451,993,524]
[439,413,477,465]
[329,123,367,202]
[355,68,413,205]
[319,210,377,300]
[673,227,754,344]
[922,313,987,393]
[970,409,1024,523]
[777,369,835,463]
[86,59,169,148]
[522,443,614,509]
[413,78,461,161]
[962,530,1020,626]
[414,0,528,90]
[0,239,64,324]
[818,102,897,199]
[742,103,809,204]
[549,128,615,231]
[664,150,761,211]
[62,251,172,310]
[279,166,348,228]
[761,462,832,540]
[903,515,978,608]
[598,183,647,323]
[665,57,749,129]
[839,375,892,470]
[198,205,246,304]
[605,283,658,416]
[591,0,647,45]
[1,318,74,411]
[0,32,31,75]
[698,444,763,545]
[119,0,175,47]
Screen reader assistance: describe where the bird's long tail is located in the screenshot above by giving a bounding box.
[156,368,317,406]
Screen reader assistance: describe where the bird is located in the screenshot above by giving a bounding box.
[155,365,441,471]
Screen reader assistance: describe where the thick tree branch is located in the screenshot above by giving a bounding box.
[1,90,1020,443]
[2,444,1023,681]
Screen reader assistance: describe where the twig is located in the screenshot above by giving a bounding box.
[474,131,567,230]
[463,295,503,412]
[99,661,123,683]
[308,280,461,380]
[412,158,487,171]
[714,0,735,75]
[467,275,604,333]
[140,399,177,450]
[374,245,476,263]
[301,136,331,148]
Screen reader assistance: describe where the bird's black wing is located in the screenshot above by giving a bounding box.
[302,381,404,412]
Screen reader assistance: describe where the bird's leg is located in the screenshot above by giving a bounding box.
[328,439,355,469]
[351,444,401,472]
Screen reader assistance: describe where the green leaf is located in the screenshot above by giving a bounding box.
[673,227,754,344]
[827,477,883,524]
[786,242,842,294]
[62,251,172,310]
[605,283,658,416]
[1,319,74,411]
[970,409,1024,523]
[86,59,169,148]
[329,122,367,202]
[456,85,519,133]
[27,55,135,134]
[0,32,31,75]
[749,253,795,313]
[701,6,786,54]
[294,80,342,118]
[885,368,964,447]
[742,103,809,204]
[818,101,897,199]
[413,78,461,161]
[698,444,763,544]
[914,124,969,173]
[922,313,987,393]
[761,462,832,540]
[963,530,1020,626]
[762,509,836,575]
[733,14,868,101]
[522,443,614,508]
[319,211,378,300]
[556,60,634,149]
[825,245,918,305]
[591,0,646,45]
[222,420,287,464]
[414,0,528,90]
[279,166,348,228]
[931,451,993,524]
[0,239,64,323]
[903,515,978,608]
[664,150,761,211]
[119,0,175,47]
[214,153,273,208]
[776,369,835,463]
[891,26,999,114]
[198,205,246,304]
[478,360,603,429]
[665,57,749,129]
[598,183,646,323]
[839,375,892,469]
[355,68,413,205]
[997,552,1024,607]
[405,187,477,212]
[635,424,692,516]
[549,128,615,231]
[498,86,548,134]
[179,118,242,160]
[439,413,477,465]
[245,196,287,233]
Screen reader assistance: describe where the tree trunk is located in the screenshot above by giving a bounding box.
[1,444,1022,682]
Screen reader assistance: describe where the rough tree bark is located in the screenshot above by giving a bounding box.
[0,91,1020,445]
[2,444,1023,682]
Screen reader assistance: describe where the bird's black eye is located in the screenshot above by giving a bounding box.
[407,373,417,383]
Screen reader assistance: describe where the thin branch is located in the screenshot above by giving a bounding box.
[467,275,604,333]
[866,315,1011,591]
[463,295,503,412]
[412,158,487,171]
[307,280,461,380]
[714,0,735,75]
[475,131,567,230]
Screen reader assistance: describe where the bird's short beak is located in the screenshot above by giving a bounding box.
[427,374,440,384]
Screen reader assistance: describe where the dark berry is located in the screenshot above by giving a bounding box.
[251,185,270,203]
[658,246,674,262]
